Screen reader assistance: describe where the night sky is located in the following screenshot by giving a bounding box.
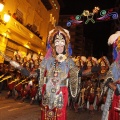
[58,0,119,58]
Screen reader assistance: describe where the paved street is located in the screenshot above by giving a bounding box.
[0,91,102,120]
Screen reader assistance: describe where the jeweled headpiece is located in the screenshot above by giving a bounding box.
[45,26,72,59]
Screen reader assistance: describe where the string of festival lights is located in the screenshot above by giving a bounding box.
[66,7,118,27]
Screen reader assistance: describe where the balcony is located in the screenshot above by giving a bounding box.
[0,17,46,54]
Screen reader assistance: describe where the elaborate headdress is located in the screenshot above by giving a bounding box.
[45,26,72,59]
[81,56,87,62]
[98,56,110,67]
[92,57,97,63]
[102,56,110,67]
[26,53,32,61]
[108,31,120,45]
[86,56,93,67]
[32,53,38,61]
[108,31,120,60]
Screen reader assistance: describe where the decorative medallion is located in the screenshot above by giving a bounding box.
[56,54,67,62]
[47,110,54,118]
[51,78,59,86]
[51,88,56,93]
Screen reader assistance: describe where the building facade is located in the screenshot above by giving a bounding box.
[0,0,60,63]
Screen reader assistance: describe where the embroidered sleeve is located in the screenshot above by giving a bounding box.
[69,58,80,98]
[38,59,47,92]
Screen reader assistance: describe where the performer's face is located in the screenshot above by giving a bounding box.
[54,33,65,54]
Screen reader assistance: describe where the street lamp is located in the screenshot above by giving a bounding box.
[0,1,11,25]
[0,0,4,12]
[3,11,11,23]
[0,11,11,25]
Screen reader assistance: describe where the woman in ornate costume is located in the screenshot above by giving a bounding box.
[101,31,120,120]
[38,26,81,120]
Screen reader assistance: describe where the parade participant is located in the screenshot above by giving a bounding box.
[7,70,21,99]
[76,56,100,112]
[83,56,100,76]
[91,57,99,82]
[13,51,21,63]
[95,56,110,111]
[1,64,13,93]
[87,82,96,114]
[101,31,120,120]
[75,56,81,68]
[98,56,110,83]
[32,53,39,70]
[80,56,87,69]
[29,77,38,105]
[81,56,100,113]
[38,26,80,120]
[20,77,35,102]
[74,56,87,112]
[14,76,24,100]
[78,85,86,110]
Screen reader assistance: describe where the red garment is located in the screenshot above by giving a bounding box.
[108,94,120,120]
[88,93,95,104]
[15,84,22,92]
[30,87,37,98]
[8,83,15,90]
[41,86,68,120]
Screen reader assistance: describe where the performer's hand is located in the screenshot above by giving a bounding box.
[104,78,113,87]
[115,79,120,84]
[108,82,116,90]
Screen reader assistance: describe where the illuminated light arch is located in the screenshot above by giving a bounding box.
[66,7,119,27]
